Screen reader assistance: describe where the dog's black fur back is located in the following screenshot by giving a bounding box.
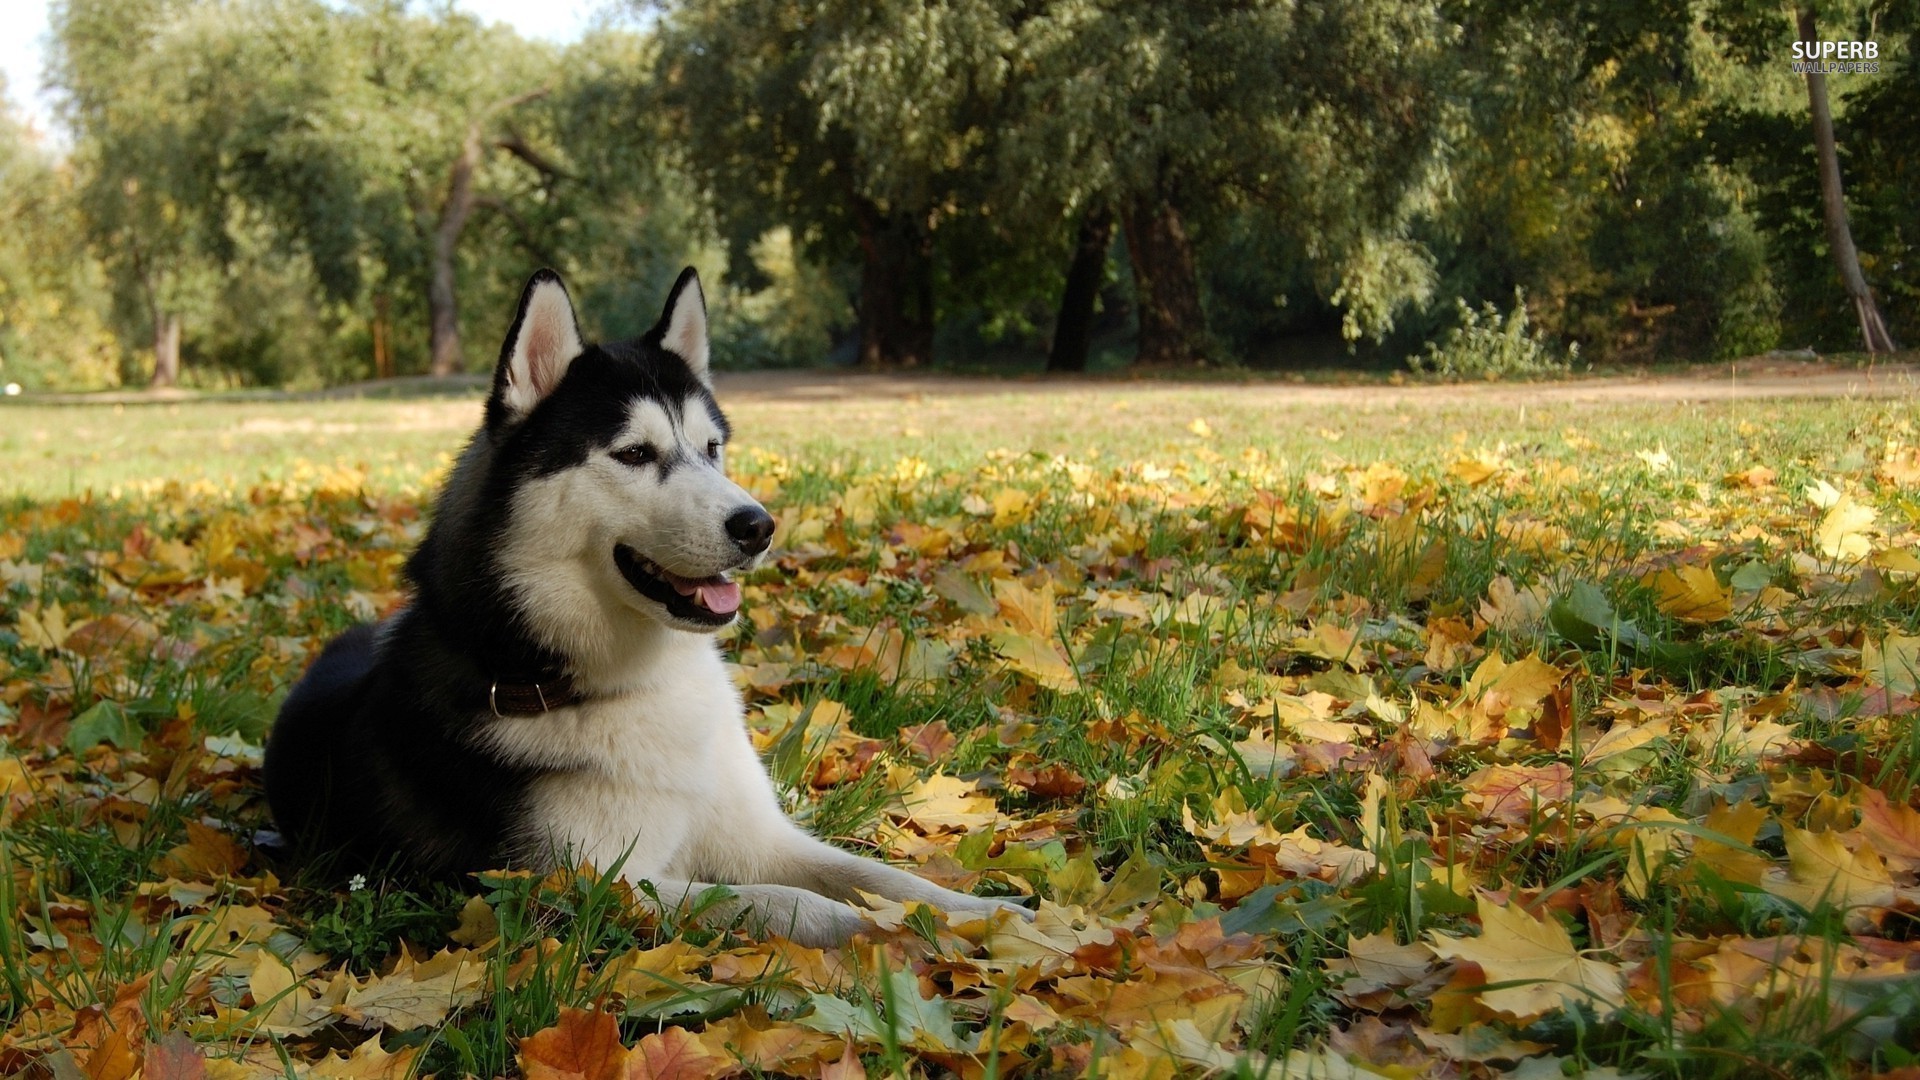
[262,615,542,876]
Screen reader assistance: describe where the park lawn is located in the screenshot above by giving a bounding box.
[2,382,1919,1078]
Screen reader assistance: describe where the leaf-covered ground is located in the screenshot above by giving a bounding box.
[3,387,1920,1079]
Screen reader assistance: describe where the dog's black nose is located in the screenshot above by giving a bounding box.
[726,506,776,556]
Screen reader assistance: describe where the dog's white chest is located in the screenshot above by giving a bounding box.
[479,647,766,880]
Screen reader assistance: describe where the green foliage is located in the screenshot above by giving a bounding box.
[299,879,462,975]
[10,0,1917,383]
[1410,288,1578,379]
[720,229,856,366]
[0,84,118,389]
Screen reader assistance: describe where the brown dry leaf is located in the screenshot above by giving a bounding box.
[142,1035,208,1080]
[1580,717,1670,764]
[1450,452,1506,486]
[1856,787,1920,872]
[1646,564,1731,622]
[448,895,498,948]
[1812,487,1875,561]
[63,614,161,661]
[1862,632,1920,695]
[1407,697,1501,745]
[79,1032,140,1080]
[1762,827,1897,914]
[1182,791,1286,848]
[338,948,484,1030]
[247,951,306,1032]
[1460,652,1564,716]
[891,773,997,833]
[306,1036,422,1080]
[16,600,72,651]
[1724,465,1777,489]
[1326,932,1436,1007]
[990,629,1080,691]
[699,1008,838,1072]
[1102,966,1245,1031]
[1460,763,1572,826]
[154,821,248,879]
[628,1027,724,1080]
[1691,799,1772,886]
[1878,444,1920,487]
[1290,619,1371,671]
[899,720,957,760]
[185,904,279,950]
[1003,994,1065,1031]
[603,941,708,1009]
[520,1008,627,1080]
[1262,828,1377,886]
[991,577,1057,638]
[1426,895,1624,1021]
[980,901,1115,973]
[818,1042,864,1080]
[1423,615,1480,672]
[708,941,844,992]
[1479,576,1549,633]
[69,979,150,1080]
[1006,761,1088,799]
[1687,711,1797,761]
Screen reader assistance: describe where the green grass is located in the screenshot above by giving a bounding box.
[2,380,1919,1078]
[0,378,1899,498]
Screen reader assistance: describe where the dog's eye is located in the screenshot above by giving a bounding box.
[612,444,657,467]
[706,440,722,460]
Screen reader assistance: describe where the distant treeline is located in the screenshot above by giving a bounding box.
[0,0,1912,389]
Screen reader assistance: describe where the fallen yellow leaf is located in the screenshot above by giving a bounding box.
[1426,895,1624,1020]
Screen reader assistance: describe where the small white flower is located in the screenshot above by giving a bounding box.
[348,874,367,892]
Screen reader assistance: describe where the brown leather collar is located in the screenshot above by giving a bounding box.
[488,672,583,716]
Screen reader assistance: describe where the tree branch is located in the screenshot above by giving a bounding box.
[496,130,573,180]
[475,194,558,266]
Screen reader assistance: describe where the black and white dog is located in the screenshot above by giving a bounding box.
[264,269,1027,944]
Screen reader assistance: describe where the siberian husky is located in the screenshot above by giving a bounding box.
[264,269,1029,945]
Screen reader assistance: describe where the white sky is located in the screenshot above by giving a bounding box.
[0,0,608,142]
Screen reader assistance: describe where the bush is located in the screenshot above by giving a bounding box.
[1409,288,1577,379]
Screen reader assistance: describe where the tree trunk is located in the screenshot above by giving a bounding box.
[429,124,484,376]
[1123,198,1207,365]
[150,311,181,388]
[372,292,392,378]
[1048,206,1114,373]
[1798,8,1899,353]
[852,197,934,367]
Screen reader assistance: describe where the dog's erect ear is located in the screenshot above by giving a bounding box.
[651,267,710,385]
[494,269,584,420]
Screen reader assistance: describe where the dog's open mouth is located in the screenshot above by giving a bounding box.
[613,545,741,624]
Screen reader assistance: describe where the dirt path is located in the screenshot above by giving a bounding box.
[710,359,1919,406]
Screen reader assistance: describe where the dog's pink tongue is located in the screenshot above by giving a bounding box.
[697,580,741,614]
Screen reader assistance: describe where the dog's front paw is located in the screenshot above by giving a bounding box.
[939,891,1037,922]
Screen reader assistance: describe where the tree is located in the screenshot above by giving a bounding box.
[656,0,950,367]
[1690,0,1903,355]
[0,76,117,389]
[996,0,1458,365]
[1046,207,1112,372]
[53,0,569,382]
[208,1,565,376]
[50,0,226,386]
[1796,6,1898,352]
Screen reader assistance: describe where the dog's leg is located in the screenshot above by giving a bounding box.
[633,876,870,949]
[755,830,1035,923]
[689,731,1034,937]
